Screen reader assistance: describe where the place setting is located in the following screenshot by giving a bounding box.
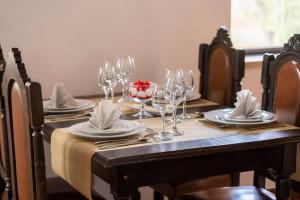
[43,82,95,121]
[200,90,288,132]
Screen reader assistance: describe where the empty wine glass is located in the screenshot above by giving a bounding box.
[152,85,173,141]
[178,69,195,120]
[165,69,185,136]
[127,56,135,80]
[98,61,117,100]
[115,56,135,102]
[129,81,157,119]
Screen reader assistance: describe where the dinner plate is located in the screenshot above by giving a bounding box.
[204,109,278,126]
[43,99,91,110]
[43,101,95,114]
[77,120,143,135]
[68,121,145,139]
[125,93,202,115]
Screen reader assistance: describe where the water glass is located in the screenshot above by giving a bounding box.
[178,69,195,120]
[152,85,173,141]
[165,69,184,136]
[98,61,117,100]
[115,56,135,102]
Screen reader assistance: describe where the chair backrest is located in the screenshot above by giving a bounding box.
[261,34,300,126]
[2,49,46,200]
[0,45,6,171]
[199,27,245,107]
[0,45,12,199]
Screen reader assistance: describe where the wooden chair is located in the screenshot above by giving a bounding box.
[152,27,244,200]
[0,45,11,197]
[0,49,96,200]
[258,34,300,199]
[199,26,245,107]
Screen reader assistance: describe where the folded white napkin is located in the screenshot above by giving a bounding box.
[89,100,122,130]
[229,90,260,119]
[48,82,78,108]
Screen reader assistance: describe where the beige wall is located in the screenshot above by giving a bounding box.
[0,0,231,98]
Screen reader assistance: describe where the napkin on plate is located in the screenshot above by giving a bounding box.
[48,82,78,108]
[89,100,122,130]
[229,90,260,119]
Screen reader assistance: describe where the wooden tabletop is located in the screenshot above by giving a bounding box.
[42,104,300,167]
[42,100,300,199]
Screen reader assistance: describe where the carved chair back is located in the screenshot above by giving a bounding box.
[2,49,46,200]
[199,27,245,107]
[0,45,6,173]
[261,34,300,126]
[0,45,12,199]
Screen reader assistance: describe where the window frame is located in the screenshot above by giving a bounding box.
[245,47,282,55]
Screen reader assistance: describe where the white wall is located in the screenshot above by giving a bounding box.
[0,0,231,98]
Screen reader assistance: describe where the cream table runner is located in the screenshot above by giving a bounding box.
[51,118,297,199]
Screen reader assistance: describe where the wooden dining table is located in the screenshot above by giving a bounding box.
[42,97,300,200]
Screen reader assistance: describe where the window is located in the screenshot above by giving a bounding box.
[231,0,300,51]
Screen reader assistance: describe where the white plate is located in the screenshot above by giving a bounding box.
[204,109,278,126]
[77,120,143,135]
[125,93,202,115]
[68,121,145,139]
[43,99,91,110]
[43,101,95,114]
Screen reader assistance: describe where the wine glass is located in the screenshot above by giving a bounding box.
[115,56,135,102]
[129,81,157,119]
[127,56,135,80]
[178,69,195,120]
[165,69,185,136]
[115,57,130,102]
[98,61,117,100]
[152,85,173,141]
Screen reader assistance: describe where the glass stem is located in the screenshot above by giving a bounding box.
[103,87,109,100]
[124,79,129,98]
[111,88,114,101]
[121,81,126,99]
[161,111,166,133]
[172,101,177,129]
[182,97,187,115]
[140,102,145,115]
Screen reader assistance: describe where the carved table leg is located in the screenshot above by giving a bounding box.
[276,177,291,200]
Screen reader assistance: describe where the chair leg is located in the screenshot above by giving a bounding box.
[131,188,141,200]
[231,173,240,186]
[253,171,266,188]
[153,191,164,200]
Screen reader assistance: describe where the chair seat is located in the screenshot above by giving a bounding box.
[178,186,275,200]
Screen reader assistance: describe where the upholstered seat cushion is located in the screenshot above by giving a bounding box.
[178,186,275,200]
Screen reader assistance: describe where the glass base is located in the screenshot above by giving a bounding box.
[167,128,184,136]
[154,132,173,141]
[166,117,182,124]
[132,110,153,119]
[178,113,192,120]
[118,96,128,103]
